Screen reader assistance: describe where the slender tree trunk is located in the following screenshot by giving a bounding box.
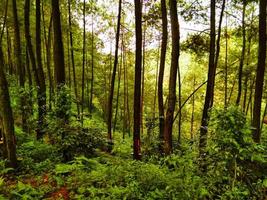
[158,0,168,151]
[25,0,46,139]
[67,0,80,118]
[190,75,196,140]
[89,15,94,116]
[133,0,142,160]
[153,44,160,120]
[113,54,122,133]
[36,0,47,139]
[107,0,122,149]
[252,0,266,143]
[141,2,146,137]
[246,77,255,115]
[224,12,228,108]
[81,0,86,125]
[163,0,180,155]
[42,11,53,110]
[199,0,216,167]
[0,45,17,168]
[211,0,226,106]
[12,0,27,132]
[6,28,13,75]
[236,0,246,105]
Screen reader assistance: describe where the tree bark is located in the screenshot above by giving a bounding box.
[163,0,180,155]
[252,0,266,143]
[199,0,216,166]
[67,0,80,118]
[133,0,142,160]
[236,0,246,105]
[12,0,27,133]
[36,0,47,139]
[107,0,122,149]
[0,45,17,168]
[158,0,168,151]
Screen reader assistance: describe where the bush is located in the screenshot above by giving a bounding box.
[206,106,267,198]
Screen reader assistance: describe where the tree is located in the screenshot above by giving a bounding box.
[163,0,180,154]
[36,0,47,139]
[81,0,86,125]
[67,0,79,117]
[236,0,247,105]
[158,0,168,151]
[52,0,65,87]
[0,45,17,168]
[12,0,27,132]
[24,0,46,139]
[199,0,216,164]
[133,0,142,160]
[107,0,122,150]
[252,0,266,143]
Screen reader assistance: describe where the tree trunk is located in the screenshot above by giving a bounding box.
[81,0,86,125]
[68,0,80,118]
[12,0,27,133]
[252,0,266,143]
[133,0,142,160]
[0,45,17,168]
[236,0,246,105]
[211,0,226,106]
[107,0,122,149]
[89,15,94,116]
[163,0,180,155]
[199,0,216,166]
[158,0,168,151]
[36,0,47,139]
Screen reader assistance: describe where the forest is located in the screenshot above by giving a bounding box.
[0,0,266,199]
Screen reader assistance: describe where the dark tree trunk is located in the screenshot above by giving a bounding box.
[36,0,47,139]
[12,0,27,132]
[107,0,122,149]
[163,0,180,155]
[199,0,216,165]
[52,0,65,86]
[89,15,94,116]
[224,13,228,108]
[133,0,142,160]
[25,0,45,139]
[158,0,168,151]
[81,0,86,125]
[68,0,80,118]
[211,0,226,106]
[0,45,17,168]
[236,0,246,105]
[252,0,266,143]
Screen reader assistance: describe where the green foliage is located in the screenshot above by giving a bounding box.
[17,140,60,173]
[10,181,44,200]
[205,106,267,198]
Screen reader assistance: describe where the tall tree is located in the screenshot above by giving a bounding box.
[107,0,122,150]
[12,0,27,132]
[81,0,86,125]
[133,0,142,160]
[0,45,17,168]
[67,0,80,118]
[158,0,168,151]
[52,0,65,86]
[236,0,247,105]
[24,0,45,139]
[36,0,47,139]
[252,0,266,143]
[163,0,180,154]
[199,0,216,164]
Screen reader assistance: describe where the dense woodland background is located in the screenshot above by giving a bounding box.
[0,0,267,199]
